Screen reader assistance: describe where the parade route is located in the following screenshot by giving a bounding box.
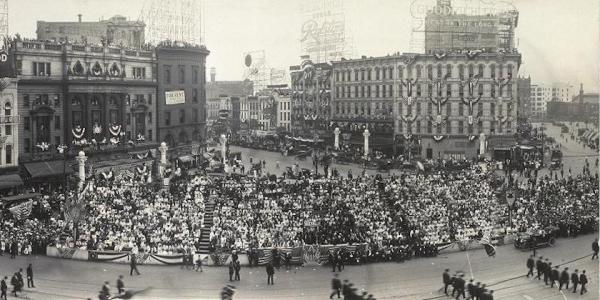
[0,234,597,300]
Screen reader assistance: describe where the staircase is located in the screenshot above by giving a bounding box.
[198,200,215,254]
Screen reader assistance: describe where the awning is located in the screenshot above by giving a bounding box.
[0,174,24,189]
[24,160,73,179]
[1,192,41,203]
[178,155,194,163]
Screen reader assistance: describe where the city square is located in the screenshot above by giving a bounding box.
[0,1,598,300]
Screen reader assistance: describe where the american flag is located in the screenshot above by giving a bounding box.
[9,200,33,220]
[479,232,496,257]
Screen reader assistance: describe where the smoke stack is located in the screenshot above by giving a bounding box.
[210,67,216,82]
[78,14,82,23]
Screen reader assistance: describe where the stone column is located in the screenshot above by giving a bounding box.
[334,127,340,150]
[159,142,168,164]
[220,134,227,164]
[77,151,87,181]
[363,129,370,158]
[479,133,486,156]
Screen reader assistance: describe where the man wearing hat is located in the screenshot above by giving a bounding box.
[579,270,588,295]
[454,274,465,300]
[544,261,552,285]
[559,267,569,290]
[329,274,341,299]
[550,265,559,288]
[442,269,452,296]
[526,255,535,277]
[535,256,544,280]
[571,269,579,293]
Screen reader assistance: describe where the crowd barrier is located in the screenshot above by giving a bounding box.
[45,235,515,267]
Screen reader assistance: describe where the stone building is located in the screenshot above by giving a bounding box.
[37,15,145,48]
[14,39,157,162]
[331,51,521,159]
[155,43,209,146]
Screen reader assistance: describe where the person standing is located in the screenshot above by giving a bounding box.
[559,267,569,290]
[116,275,125,294]
[266,263,274,285]
[0,276,7,300]
[544,261,552,285]
[535,256,544,280]
[442,269,452,296]
[579,270,588,295]
[129,254,140,276]
[16,269,23,294]
[329,274,341,299]
[592,238,599,260]
[571,269,579,293]
[26,264,34,288]
[234,260,241,281]
[195,256,204,272]
[550,265,559,288]
[526,255,535,278]
[466,279,474,300]
[100,281,110,299]
[228,261,235,281]
[10,273,17,297]
[454,274,465,300]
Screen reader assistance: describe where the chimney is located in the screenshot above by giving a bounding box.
[78,14,82,23]
[210,67,216,82]
[579,83,584,104]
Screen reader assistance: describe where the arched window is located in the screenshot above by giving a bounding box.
[468,64,474,78]
[478,64,485,77]
[458,65,464,79]
[4,102,11,116]
[437,64,442,78]
[416,65,422,78]
[446,64,453,78]
[490,64,496,78]
[426,65,433,79]
[398,66,404,79]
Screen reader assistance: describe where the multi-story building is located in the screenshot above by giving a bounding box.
[155,44,209,146]
[424,0,519,54]
[14,39,157,161]
[530,82,573,119]
[37,15,145,48]
[274,89,291,132]
[547,84,599,123]
[289,58,332,137]
[332,51,521,159]
[517,76,531,119]
[0,79,18,170]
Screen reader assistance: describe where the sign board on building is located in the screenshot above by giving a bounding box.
[165,90,185,105]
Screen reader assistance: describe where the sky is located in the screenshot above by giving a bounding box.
[7,0,599,92]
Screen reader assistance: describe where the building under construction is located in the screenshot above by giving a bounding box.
[423,0,518,53]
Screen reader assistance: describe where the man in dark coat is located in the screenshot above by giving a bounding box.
[535,256,544,280]
[571,269,579,293]
[26,264,34,288]
[228,261,235,281]
[234,260,241,281]
[592,239,599,260]
[266,263,274,285]
[329,252,337,272]
[117,275,125,294]
[466,279,474,300]
[16,269,23,293]
[10,241,17,259]
[550,266,559,288]
[10,273,17,297]
[1,276,7,300]
[454,274,465,300]
[129,254,140,276]
[579,270,588,295]
[443,269,452,296]
[451,273,459,297]
[329,274,341,299]
[472,282,481,300]
[559,267,569,290]
[544,261,552,285]
[526,255,535,277]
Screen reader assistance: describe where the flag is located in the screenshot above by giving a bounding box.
[9,200,33,220]
[480,232,496,257]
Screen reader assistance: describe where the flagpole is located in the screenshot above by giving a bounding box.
[466,244,474,279]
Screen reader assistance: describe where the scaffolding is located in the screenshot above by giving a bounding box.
[140,0,203,45]
[0,0,7,45]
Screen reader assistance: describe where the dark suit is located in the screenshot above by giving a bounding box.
[544,263,551,285]
[550,269,559,288]
[592,241,599,259]
[330,278,341,299]
[234,261,241,281]
[117,278,124,294]
[1,279,7,300]
[526,258,535,277]
[579,274,588,294]
[266,264,274,285]
[535,258,543,279]
[559,270,569,290]
[454,277,465,299]
[26,266,34,288]
[443,271,452,295]
[571,272,579,293]
[228,262,234,281]
[129,254,140,276]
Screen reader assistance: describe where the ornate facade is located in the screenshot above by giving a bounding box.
[289,59,331,137]
[332,51,521,158]
[14,40,157,161]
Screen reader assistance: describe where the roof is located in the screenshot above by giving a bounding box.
[0,174,24,189]
[23,160,73,179]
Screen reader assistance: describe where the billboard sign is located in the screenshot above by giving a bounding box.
[165,90,185,105]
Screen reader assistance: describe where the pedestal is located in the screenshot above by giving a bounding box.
[77,151,87,182]
[333,127,340,150]
[363,129,370,158]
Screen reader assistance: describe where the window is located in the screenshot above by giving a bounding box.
[458,103,464,116]
[193,89,198,103]
[4,124,10,135]
[458,65,464,79]
[375,68,380,80]
[446,121,451,134]
[375,86,380,98]
[23,95,30,107]
[478,102,483,115]
[133,67,146,79]
[367,86,371,97]
[446,102,451,116]
[178,65,186,84]
[478,64,484,77]
[382,85,386,98]
[164,65,171,84]
[459,84,464,98]
[416,121,421,133]
[427,65,433,79]
[148,94,153,105]
[24,138,30,153]
[468,65,474,78]
[354,70,359,81]
[490,103,496,115]
[193,108,198,122]
[427,102,432,115]
[491,84,496,98]
[478,84,483,96]
[5,144,11,164]
[335,71,339,81]
[148,112,153,124]
[32,62,51,76]
[437,64,442,78]
[54,95,60,106]
[165,111,171,126]
[192,66,199,84]
[416,103,422,115]
[427,84,432,96]
[55,136,60,146]
[361,69,365,81]
[507,84,513,97]
[446,64,452,78]
[54,116,60,129]
[179,109,185,124]
[416,85,421,97]
[416,65,422,78]
[427,121,432,133]
[24,116,30,130]
[458,121,464,133]
[389,85,393,97]
[126,113,131,125]
[490,65,496,78]
[398,66,404,79]
[355,86,359,98]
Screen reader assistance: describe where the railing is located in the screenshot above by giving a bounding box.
[108,48,121,55]
[90,46,103,53]
[72,45,86,52]
[125,50,137,56]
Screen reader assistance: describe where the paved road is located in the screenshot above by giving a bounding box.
[0,234,597,299]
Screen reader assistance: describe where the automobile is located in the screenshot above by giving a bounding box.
[514,226,559,250]
[549,150,563,170]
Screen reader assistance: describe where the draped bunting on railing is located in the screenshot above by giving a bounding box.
[93,124,102,135]
[36,142,50,151]
[433,135,445,142]
[136,165,148,175]
[109,125,122,137]
[101,171,114,180]
[469,135,478,142]
[72,126,85,139]
[135,151,149,160]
